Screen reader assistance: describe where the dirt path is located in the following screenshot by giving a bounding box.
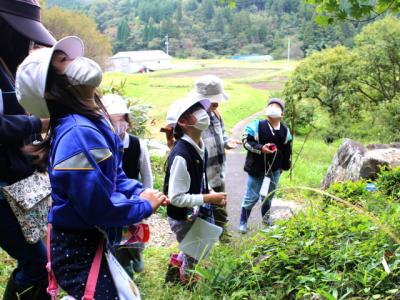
[225,111,302,233]
[148,111,303,246]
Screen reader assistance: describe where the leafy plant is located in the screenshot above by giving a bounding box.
[101,80,152,138]
[326,180,369,206]
[377,167,400,200]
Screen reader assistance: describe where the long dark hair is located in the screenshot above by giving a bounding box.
[25,61,108,171]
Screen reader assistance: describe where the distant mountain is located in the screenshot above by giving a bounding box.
[46,0,362,58]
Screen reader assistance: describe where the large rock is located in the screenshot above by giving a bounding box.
[322,139,400,189]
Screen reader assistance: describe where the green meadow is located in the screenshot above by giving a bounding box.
[102,59,296,139]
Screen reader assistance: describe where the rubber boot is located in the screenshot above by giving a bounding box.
[239,207,252,234]
[3,270,50,300]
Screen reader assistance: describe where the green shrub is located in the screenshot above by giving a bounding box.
[326,180,369,206]
[200,202,400,299]
[100,80,151,138]
[377,167,400,201]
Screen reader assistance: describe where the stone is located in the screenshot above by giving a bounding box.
[322,139,400,189]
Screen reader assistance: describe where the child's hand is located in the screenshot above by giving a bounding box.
[140,189,169,211]
[261,143,276,154]
[203,193,227,206]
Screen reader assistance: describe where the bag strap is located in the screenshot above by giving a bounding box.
[46,223,59,300]
[46,223,105,300]
[82,238,104,300]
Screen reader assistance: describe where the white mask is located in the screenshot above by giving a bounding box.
[64,57,102,87]
[266,105,282,118]
[114,120,129,136]
[190,108,210,131]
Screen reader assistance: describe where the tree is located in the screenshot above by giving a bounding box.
[283,46,361,130]
[202,0,215,20]
[43,7,112,66]
[354,16,400,104]
[306,0,400,23]
[176,0,183,21]
[117,18,129,43]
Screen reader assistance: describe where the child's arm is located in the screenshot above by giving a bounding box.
[168,155,204,207]
[242,119,264,154]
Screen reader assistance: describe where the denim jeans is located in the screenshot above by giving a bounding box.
[241,170,281,216]
[0,181,48,286]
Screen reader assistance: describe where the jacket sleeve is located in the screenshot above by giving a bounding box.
[51,125,152,227]
[281,127,293,171]
[0,115,41,144]
[242,119,263,154]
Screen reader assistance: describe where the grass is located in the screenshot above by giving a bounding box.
[280,137,343,192]
[102,58,296,139]
[0,250,14,295]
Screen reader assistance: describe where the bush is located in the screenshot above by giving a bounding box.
[194,169,400,299]
[377,167,400,201]
[326,180,368,206]
[203,203,400,299]
[191,48,215,59]
[101,80,151,138]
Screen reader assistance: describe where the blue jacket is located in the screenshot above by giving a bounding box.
[48,114,153,231]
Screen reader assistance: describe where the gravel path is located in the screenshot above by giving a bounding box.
[147,213,176,248]
[225,110,303,234]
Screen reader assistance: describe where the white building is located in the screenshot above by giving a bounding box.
[111,50,172,73]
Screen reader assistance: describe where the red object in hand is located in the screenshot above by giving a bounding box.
[126,223,150,244]
[269,144,277,152]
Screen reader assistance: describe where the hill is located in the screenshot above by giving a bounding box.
[46,0,361,58]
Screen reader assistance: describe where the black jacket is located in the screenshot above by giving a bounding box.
[122,134,141,180]
[0,61,41,184]
[243,120,292,178]
[164,139,208,221]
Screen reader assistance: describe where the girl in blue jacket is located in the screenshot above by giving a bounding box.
[16,37,168,299]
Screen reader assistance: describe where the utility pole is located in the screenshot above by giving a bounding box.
[165,34,169,55]
[287,37,291,65]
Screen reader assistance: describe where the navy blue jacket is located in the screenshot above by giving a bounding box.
[0,60,42,184]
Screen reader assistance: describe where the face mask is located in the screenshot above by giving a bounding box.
[190,108,210,131]
[114,120,129,136]
[266,105,282,118]
[64,57,102,87]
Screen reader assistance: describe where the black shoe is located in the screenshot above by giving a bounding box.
[165,264,180,284]
[3,270,50,300]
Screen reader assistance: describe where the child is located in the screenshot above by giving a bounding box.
[164,97,227,284]
[190,75,241,241]
[102,93,153,277]
[16,36,168,299]
[239,98,292,234]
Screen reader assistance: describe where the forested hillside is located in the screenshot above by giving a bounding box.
[47,0,360,58]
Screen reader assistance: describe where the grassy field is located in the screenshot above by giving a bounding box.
[102,58,296,139]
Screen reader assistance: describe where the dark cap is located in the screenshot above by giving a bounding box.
[267,98,285,111]
[0,0,56,46]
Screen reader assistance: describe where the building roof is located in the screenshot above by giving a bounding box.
[112,50,172,61]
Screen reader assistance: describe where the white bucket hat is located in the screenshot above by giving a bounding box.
[101,94,129,115]
[188,75,229,104]
[166,97,211,128]
[16,36,84,118]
